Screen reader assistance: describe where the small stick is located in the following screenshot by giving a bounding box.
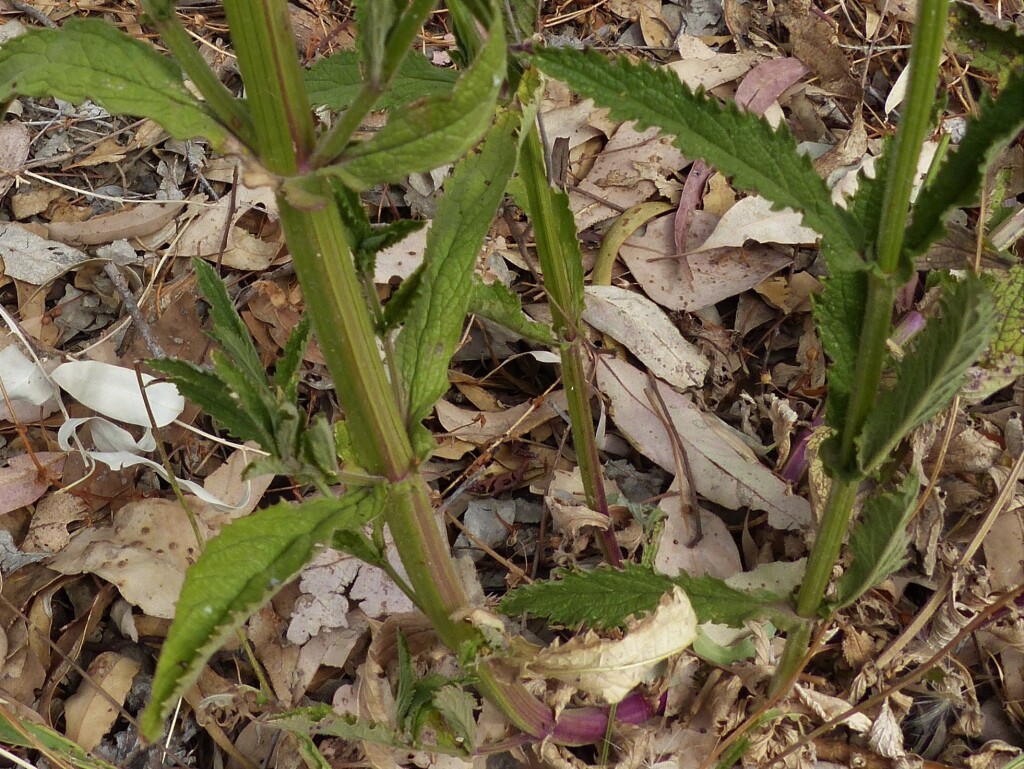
[104,262,166,359]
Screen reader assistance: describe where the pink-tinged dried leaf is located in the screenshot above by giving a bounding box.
[45,200,186,247]
[64,651,141,752]
[619,214,794,311]
[734,58,809,114]
[0,452,65,516]
[597,357,812,529]
[584,285,709,388]
[525,587,697,704]
[0,121,30,199]
[673,160,715,255]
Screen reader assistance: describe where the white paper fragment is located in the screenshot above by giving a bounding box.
[584,285,709,388]
[51,360,184,427]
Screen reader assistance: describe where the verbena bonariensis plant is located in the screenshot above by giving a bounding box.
[0,0,1021,762]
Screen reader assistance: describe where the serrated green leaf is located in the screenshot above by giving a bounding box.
[530,46,863,263]
[813,268,868,438]
[500,563,676,630]
[396,631,417,730]
[300,414,339,479]
[269,704,405,748]
[329,179,374,244]
[670,572,790,628]
[469,277,557,345]
[395,105,525,426]
[193,259,266,384]
[322,13,505,190]
[433,685,478,750]
[331,527,389,568]
[859,277,996,474]
[987,265,1024,359]
[903,70,1024,260]
[209,349,282,448]
[947,1,1024,84]
[360,219,427,259]
[507,0,540,40]
[832,474,919,610]
[306,49,458,111]
[0,19,227,148]
[274,314,311,399]
[141,487,386,740]
[147,357,265,444]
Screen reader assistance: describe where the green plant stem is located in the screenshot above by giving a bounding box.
[874,0,951,275]
[277,186,412,476]
[772,0,950,691]
[310,0,438,166]
[146,8,255,148]
[795,478,860,618]
[837,274,896,468]
[221,0,557,742]
[223,0,315,173]
[520,127,622,567]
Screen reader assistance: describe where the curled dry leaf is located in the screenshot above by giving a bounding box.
[436,390,568,445]
[690,195,820,254]
[569,123,688,230]
[583,285,709,389]
[523,586,697,704]
[63,651,141,752]
[45,200,186,247]
[173,185,281,271]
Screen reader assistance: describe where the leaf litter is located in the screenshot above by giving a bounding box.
[0,1,1022,768]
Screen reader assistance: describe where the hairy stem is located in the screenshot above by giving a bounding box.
[772,0,950,692]
[223,0,315,173]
